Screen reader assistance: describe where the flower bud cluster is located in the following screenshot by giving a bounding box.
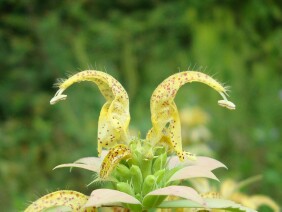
[110,139,178,210]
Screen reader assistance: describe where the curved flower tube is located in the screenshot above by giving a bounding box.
[25,190,96,212]
[99,144,131,179]
[50,70,131,156]
[147,71,235,161]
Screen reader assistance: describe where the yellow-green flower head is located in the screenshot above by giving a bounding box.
[50,70,235,162]
[27,69,248,212]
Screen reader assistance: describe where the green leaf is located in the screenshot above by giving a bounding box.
[158,198,257,212]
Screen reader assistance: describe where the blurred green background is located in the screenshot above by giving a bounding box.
[0,0,281,211]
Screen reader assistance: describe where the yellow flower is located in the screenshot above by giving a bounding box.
[27,70,239,211]
[146,71,235,161]
[50,71,131,156]
[50,70,235,163]
[25,190,96,212]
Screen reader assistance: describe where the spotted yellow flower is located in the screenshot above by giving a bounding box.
[25,190,96,212]
[50,70,235,163]
[49,70,235,182]
[50,71,131,156]
[26,70,243,212]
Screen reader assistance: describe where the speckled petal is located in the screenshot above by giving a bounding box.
[147,71,234,160]
[50,70,130,156]
[25,190,96,212]
[99,144,131,179]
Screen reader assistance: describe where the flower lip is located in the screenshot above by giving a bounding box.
[50,94,67,105]
[218,100,236,110]
[218,91,236,110]
[50,88,67,105]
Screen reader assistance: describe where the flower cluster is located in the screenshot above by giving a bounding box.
[24,70,258,212]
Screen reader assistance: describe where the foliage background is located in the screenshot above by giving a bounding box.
[0,0,281,211]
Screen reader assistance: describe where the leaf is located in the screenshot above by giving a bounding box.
[187,178,212,194]
[168,165,219,182]
[84,189,141,208]
[145,185,204,205]
[53,151,109,173]
[53,163,99,172]
[74,157,102,166]
[146,71,235,161]
[74,157,101,166]
[71,156,103,172]
[158,198,257,212]
[50,71,131,156]
[167,155,227,170]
